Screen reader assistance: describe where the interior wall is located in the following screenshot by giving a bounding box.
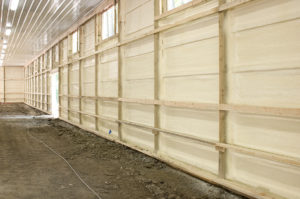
[0,66,24,103]
[24,0,300,199]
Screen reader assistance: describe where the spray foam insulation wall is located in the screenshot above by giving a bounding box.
[0,66,24,103]
[81,19,96,129]
[225,0,300,198]
[24,0,300,198]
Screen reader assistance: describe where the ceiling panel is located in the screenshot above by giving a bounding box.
[0,0,104,66]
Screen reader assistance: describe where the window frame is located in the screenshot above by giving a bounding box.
[101,4,118,41]
[166,0,193,11]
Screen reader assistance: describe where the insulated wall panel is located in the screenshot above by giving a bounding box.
[81,19,95,56]
[123,36,154,99]
[0,66,24,103]
[62,38,68,64]
[125,0,154,36]
[60,67,68,119]
[122,1,154,149]
[159,134,219,174]
[98,48,118,97]
[226,0,300,198]
[98,100,118,137]
[69,62,80,123]
[227,151,300,199]
[160,14,219,103]
[159,10,219,173]
[97,32,119,136]
[82,58,96,129]
[81,18,96,129]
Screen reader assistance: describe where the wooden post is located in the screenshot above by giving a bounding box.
[79,28,83,125]
[29,66,30,105]
[117,0,123,140]
[218,0,226,179]
[33,64,35,107]
[23,68,25,103]
[59,42,63,117]
[30,67,32,105]
[68,36,71,121]
[162,0,168,13]
[42,55,44,110]
[3,66,5,103]
[95,15,99,131]
[153,0,160,153]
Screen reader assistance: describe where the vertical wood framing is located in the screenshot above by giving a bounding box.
[117,0,122,140]
[96,13,102,45]
[153,0,160,153]
[67,36,71,121]
[95,15,99,131]
[3,66,5,103]
[79,28,83,124]
[161,0,168,13]
[41,56,44,110]
[59,41,63,117]
[218,0,226,179]
[114,0,117,35]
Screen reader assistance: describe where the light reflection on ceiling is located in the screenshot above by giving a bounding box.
[0,0,104,66]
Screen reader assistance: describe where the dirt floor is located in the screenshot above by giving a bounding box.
[0,104,246,199]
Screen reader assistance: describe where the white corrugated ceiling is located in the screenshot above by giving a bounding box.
[0,0,103,66]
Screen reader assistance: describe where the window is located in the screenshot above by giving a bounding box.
[102,5,118,40]
[167,0,192,10]
[72,31,78,54]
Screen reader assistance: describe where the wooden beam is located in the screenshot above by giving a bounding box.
[79,27,83,125]
[217,143,300,168]
[3,66,5,103]
[3,78,24,81]
[117,0,123,141]
[55,95,300,118]
[153,0,160,153]
[221,104,300,118]
[95,15,99,131]
[59,41,63,117]
[67,36,71,121]
[218,0,226,179]
[161,0,168,13]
